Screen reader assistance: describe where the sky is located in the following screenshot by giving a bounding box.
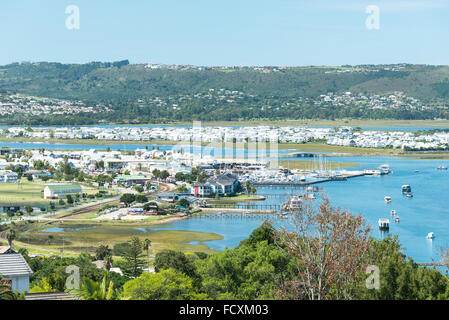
[0,0,448,66]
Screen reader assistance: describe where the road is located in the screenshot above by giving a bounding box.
[0,182,176,225]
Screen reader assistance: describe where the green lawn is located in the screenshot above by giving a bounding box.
[0,183,49,208]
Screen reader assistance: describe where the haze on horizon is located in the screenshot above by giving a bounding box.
[1,0,448,67]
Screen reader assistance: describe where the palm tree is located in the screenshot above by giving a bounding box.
[70,272,116,300]
[103,254,113,271]
[143,238,152,270]
[6,229,15,248]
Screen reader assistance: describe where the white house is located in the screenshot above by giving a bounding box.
[43,184,83,199]
[0,170,19,183]
[0,253,33,293]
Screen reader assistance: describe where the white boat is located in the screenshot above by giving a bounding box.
[437,166,448,170]
[379,164,391,175]
[384,196,392,203]
[378,218,390,231]
[401,185,412,193]
[426,232,435,239]
[406,193,413,198]
[395,217,400,223]
[390,210,396,216]
[299,175,306,182]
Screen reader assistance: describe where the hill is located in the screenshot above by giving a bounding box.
[1,61,449,124]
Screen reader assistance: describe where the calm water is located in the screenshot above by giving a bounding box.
[162,156,449,263]
[5,136,449,263]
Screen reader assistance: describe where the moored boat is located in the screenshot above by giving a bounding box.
[378,218,390,231]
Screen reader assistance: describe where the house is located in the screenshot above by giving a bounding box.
[156,193,179,203]
[192,183,213,197]
[43,184,82,199]
[0,253,33,293]
[0,170,19,183]
[115,174,151,187]
[206,173,239,195]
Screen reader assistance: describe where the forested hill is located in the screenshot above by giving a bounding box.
[1,61,449,125]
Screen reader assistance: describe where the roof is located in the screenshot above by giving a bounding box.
[25,292,76,300]
[0,246,17,254]
[0,253,33,277]
[116,175,148,181]
[207,173,238,186]
[45,184,82,193]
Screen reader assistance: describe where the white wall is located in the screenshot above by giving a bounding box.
[8,275,30,293]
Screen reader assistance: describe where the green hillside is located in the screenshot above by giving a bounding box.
[1,61,449,124]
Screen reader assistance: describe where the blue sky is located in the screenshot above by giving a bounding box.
[1,0,448,66]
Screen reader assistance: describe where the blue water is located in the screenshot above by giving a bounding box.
[40,226,97,232]
[159,156,449,263]
[7,135,449,263]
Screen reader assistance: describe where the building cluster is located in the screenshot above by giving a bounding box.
[4,124,449,150]
[314,91,429,111]
[328,129,449,150]
[0,94,112,116]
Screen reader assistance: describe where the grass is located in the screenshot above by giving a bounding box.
[0,183,49,207]
[15,220,222,255]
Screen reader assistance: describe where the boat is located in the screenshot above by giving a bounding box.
[437,166,448,170]
[281,196,303,212]
[406,193,413,198]
[299,175,306,182]
[379,164,391,175]
[384,196,392,203]
[426,232,435,239]
[414,170,419,173]
[378,219,390,231]
[401,185,412,193]
[390,210,396,216]
[395,217,400,223]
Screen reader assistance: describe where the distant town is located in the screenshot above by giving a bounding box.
[3,124,449,151]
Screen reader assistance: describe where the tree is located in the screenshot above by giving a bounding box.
[133,185,144,193]
[143,238,152,270]
[176,185,188,193]
[95,245,112,261]
[135,194,148,203]
[70,272,117,300]
[122,237,146,278]
[104,254,113,272]
[120,269,202,300]
[154,250,198,280]
[276,196,371,300]
[25,206,33,214]
[160,170,170,180]
[66,194,74,205]
[120,193,136,207]
[176,198,190,209]
[6,229,15,247]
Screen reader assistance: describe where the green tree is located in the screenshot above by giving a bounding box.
[70,272,117,300]
[120,269,204,300]
[120,193,136,207]
[95,245,112,261]
[122,237,146,278]
[6,229,15,247]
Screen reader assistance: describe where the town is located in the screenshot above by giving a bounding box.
[3,124,449,150]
